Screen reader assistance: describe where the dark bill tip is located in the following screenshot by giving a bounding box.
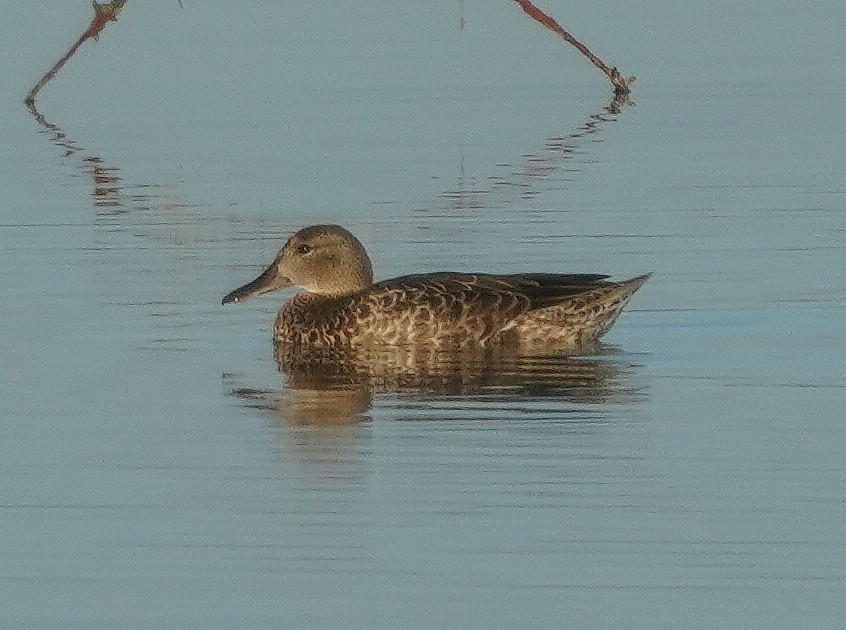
[221,291,240,305]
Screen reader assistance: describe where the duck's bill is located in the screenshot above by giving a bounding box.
[222,263,292,305]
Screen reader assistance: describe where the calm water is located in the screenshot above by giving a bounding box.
[2,1,844,627]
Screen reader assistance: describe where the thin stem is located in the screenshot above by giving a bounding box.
[24,1,133,106]
[511,0,632,94]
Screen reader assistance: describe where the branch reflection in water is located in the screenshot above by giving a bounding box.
[27,100,183,217]
[228,343,645,427]
[439,91,631,212]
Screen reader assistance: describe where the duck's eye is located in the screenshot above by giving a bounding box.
[295,243,311,255]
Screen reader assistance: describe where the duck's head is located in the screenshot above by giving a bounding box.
[222,224,374,304]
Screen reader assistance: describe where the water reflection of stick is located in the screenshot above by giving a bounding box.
[439,91,630,211]
[27,98,127,210]
[512,0,633,95]
[24,1,132,106]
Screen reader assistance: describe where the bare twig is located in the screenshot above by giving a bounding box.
[24,1,132,106]
[511,0,634,95]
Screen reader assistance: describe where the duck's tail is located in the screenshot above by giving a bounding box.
[515,273,651,349]
[578,273,651,342]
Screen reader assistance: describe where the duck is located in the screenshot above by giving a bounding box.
[222,224,650,352]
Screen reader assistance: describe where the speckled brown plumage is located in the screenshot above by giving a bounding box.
[223,225,650,353]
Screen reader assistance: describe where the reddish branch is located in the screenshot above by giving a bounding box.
[24,2,129,106]
[512,0,632,95]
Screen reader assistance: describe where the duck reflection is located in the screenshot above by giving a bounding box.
[257,342,643,426]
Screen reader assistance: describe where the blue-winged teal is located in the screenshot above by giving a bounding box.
[223,225,650,352]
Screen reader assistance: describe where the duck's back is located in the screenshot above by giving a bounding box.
[274,272,647,350]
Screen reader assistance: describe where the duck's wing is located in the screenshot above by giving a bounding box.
[374,273,617,309]
[354,272,649,346]
[372,273,537,314]
[361,274,538,344]
[490,273,618,309]
[496,273,611,287]
[359,273,622,343]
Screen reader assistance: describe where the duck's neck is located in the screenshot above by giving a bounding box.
[274,292,356,345]
[304,274,371,296]
[280,292,353,323]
